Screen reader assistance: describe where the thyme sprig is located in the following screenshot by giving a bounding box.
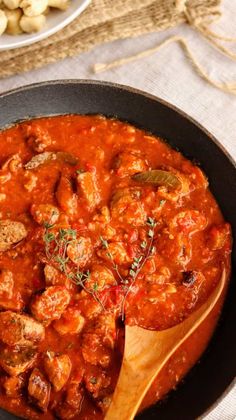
[43,224,105,309]
[120,217,157,320]
[100,236,123,283]
[99,217,157,320]
[43,215,157,317]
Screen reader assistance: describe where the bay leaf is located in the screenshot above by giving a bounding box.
[132,170,181,189]
[25,151,78,170]
[24,152,56,170]
[56,152,79,166]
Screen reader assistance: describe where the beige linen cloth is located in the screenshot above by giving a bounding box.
[0,0,235,419]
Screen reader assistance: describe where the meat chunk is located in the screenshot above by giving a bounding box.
[55,371,84,418]
[75,292,103,320]
[44,264,71,289]
[66,376,84,409]
[144,265,171,284]
[0,172,11,185]
[56,175,78,217]
[24,124,53,153]
[208,223,231,250]
[85,265,116,292]
[0,154,21,186]
[0,291,24,312]
[31,286,71,323]
[96,396,112,414]
[0,346,37,376]
[156,167,192,203]
[1,154,22,174]
[158,232,192,267]
[92,206,110,224]
[3,376,24,397]
[113,151,148,177]
[44,264,60,285]
[92,314,116,349]
[190,165,208,189]
[0,220,27,252]
[67,237,93,268]
[55,402,81,419]
[0,311,45,346]
[44,353,72,392]
[24,171,38,191]
[81,314,116,367]
[111,188,146,226]
[88,207,116,239]
[169,210,207,234]
[0,270,14,299]
[76,171,101,211]
[31,203,59,226]
[0,271,23,312]
[84,370,111,399]
[53,307,85,335]
[97,241,131,265]
[82,332,111,367]
[28,368,51,412]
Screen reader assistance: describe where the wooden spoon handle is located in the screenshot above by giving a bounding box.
[105,270,226,420]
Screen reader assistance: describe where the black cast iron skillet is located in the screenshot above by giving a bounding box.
[0,80,235,420]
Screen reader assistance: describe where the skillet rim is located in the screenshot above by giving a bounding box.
[0,79,235,420]
[0,79,235,172]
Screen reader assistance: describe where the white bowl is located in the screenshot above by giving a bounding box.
[0,0,90,51]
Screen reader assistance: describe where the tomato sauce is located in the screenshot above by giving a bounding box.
[0,115,231,419]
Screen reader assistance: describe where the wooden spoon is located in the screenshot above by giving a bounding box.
[105,269,226,420]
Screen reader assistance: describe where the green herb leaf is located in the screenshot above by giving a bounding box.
[150,246,156,254]
[43,221,54,230]
[140,240,147,249]
[147,217,156,228]
[132,170,181,189]
[106,252,113,260]
[93,282,99,291]
[148,229,154,238]
[90,377,97,384]
[43,232,55,243]
[100,236,109,249]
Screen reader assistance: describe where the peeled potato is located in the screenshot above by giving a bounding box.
[4,7,22,35]
[20,0,48,17]
[0,9,7,35]
[47,0,69,10]
[3,0,21,10]
[20,13,46,33]
[0,0,71,36]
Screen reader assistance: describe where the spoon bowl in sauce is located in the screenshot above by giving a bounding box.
[106,269,226,420]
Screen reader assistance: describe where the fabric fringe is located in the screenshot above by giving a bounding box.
[94,0,236,95]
